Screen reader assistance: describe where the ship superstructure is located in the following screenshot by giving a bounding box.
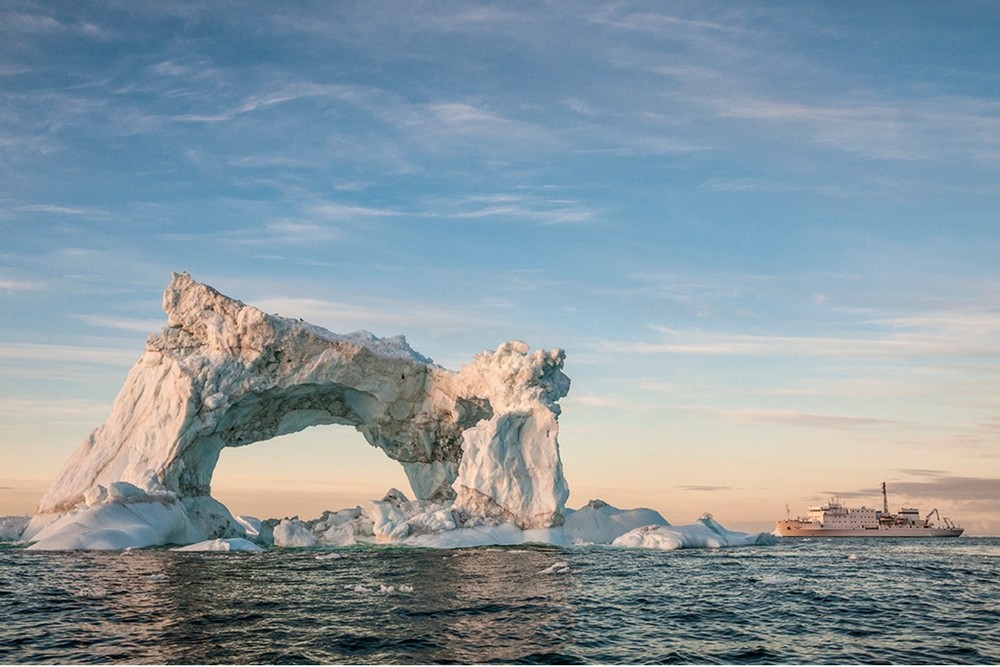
[775,482,963,538]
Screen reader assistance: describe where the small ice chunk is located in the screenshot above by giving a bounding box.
[538,561,571,575]
[235,515,262,538]
[172,538,263,552]
[107,481,148,502]
[273,518,317,547]
[0,515,29,541]
[381,488,410,504]
[83,484,108,507]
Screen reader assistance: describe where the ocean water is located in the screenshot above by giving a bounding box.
[1,538,998,664]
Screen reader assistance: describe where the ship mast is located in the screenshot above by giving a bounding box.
[882,481,888,514]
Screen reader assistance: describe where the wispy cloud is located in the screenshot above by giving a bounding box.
[832,471,1000,504]
[0,397,110,419]
[16,204,112,218]
[0,343,137,366]
[171,82,371,124]
[724,408,899,431]
[585,5,1000,168]
[0,278,43,292]
[1,7,106,38]
[308,202,403,220]
[717,94,1000,164]
[678,485,732,492]
[700,177,846,198]
[611,306,1000,360]
[439,193,598,226]
[227,220,347,247]
[72,315,163,334]
[567,394,621,408]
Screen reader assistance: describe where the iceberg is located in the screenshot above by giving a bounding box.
[14,272,775,553]
[23,273,570,550]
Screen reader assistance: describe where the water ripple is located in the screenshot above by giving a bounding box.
[1,539,999,663]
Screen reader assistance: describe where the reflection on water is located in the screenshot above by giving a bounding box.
[2,539,999,664]
[0,546,578,664]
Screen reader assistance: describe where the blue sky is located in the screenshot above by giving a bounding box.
[2,1,1000,533]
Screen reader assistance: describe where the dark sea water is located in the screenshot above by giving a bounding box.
[1,537,998,665]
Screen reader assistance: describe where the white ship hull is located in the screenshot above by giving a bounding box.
[775,520,964,538]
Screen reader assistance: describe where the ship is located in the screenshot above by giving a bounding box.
[775,482,963,538]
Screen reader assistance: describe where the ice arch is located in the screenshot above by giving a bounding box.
[28,273,570,541]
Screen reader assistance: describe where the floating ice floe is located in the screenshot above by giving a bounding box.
[172,538,263,552]
[539,561,571,575]
[344,583,413,595]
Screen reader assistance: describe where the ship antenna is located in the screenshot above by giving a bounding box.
[882,481,888,514]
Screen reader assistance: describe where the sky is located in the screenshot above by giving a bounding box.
[2,1,1000,534]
